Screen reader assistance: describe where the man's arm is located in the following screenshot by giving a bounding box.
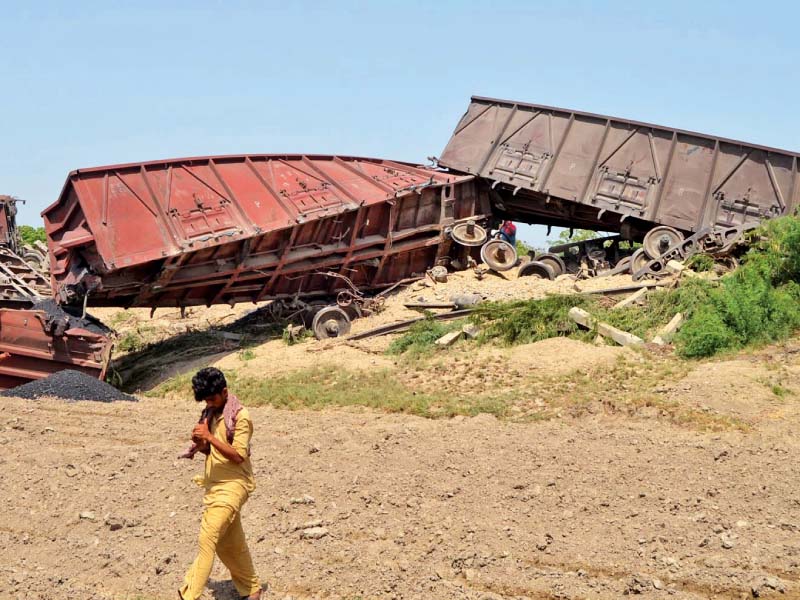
[195,439,211,455]
[192,420,244,464]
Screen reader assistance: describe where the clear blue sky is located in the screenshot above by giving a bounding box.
[2,0,798,248]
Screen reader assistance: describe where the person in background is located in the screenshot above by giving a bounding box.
[178,367,262,600]
[496,220,517,247]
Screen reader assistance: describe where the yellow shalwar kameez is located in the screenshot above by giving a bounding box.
[180,407,260,600]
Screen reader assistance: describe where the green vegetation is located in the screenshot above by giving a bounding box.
[545,228,601,247]
[686,253,715,272]
[515,239,533,257]
[149,356,741,430]
[452,216,800,359]
[676,216,800,357]
[282,326,312,346]
[18,225,46,245]
[150,367,509,419]
[470,295,592,345]
[117,329,156,353]
[596,279,713,341]
[387,314,465,357]
[238,348,256,361]
[771,384,791,398]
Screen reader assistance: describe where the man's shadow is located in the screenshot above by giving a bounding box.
[208,579,267,599]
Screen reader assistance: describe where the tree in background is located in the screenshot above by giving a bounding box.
[545,228,601,248]
[515,239,533,257]
[18,225,46,245]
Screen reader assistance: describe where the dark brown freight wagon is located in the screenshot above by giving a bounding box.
[439,96,800,279]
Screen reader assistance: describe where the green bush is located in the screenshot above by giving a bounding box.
[686,253,715,272]
[387,315,464,357]
[674,216,800,358]
[470,294,592,345]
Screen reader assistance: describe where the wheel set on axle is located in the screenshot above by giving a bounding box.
[631,224,750,281]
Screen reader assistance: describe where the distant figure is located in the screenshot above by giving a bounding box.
[496,220,517,247]
[178,367,262,600]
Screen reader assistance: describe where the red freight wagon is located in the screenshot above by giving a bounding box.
[43,155,494,318]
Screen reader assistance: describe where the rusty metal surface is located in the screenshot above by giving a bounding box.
[0,196,20,252]
[0,307,112,389]
[43,154,489,308]
[0,194,114,388]
[439,96,800,236]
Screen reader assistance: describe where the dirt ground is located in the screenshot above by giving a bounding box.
[3,344,800,600]
[3,271,800,599]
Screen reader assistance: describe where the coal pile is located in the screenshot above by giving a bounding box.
[3,370,136,402]
[31,298,110,336]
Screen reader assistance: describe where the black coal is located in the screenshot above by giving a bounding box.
[3,370,136,402]
[31,298,110,336]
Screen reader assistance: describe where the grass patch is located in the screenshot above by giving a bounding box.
[149,354,745,431]
[238,348,256,361]
[108,310,134,326]
[686,253,716,272]
[470,294,593,345]
[526,353,748,431]
[117,327,156,353]
[387,314,465,357]
[150,367,510,419]
[771,384,792,398]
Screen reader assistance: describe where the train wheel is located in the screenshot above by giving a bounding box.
[642,226,684,259]
[311,306,351,339]
[480,240,518,272]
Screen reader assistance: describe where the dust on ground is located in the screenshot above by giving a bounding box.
[2,362,800,600]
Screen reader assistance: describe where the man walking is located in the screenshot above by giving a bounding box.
[179,367,262,600]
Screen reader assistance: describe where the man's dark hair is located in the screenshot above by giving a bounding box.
[192,367,227,401]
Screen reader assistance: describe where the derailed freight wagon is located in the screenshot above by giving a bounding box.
[42,154,500,338]
[0,196,112,389]
[439,96,800,279]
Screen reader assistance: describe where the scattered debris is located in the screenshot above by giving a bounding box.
[104,516,125,531]
[435,331,462,347]
[751,576,786,597]
[666,260,686,275]
[612,287,648,310]
[652,313,685,345]
[31,298,109,336]
[428,265,448,283]
[462,323,481,339]
[568,307,644,347]
[290,495,316,505]
[300,527,329,540]
[347,309,473,341]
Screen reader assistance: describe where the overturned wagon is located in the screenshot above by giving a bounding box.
[439,96,800,279]
[43,154,496,336]
[0,195,111,389]
[0,302,112,389]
